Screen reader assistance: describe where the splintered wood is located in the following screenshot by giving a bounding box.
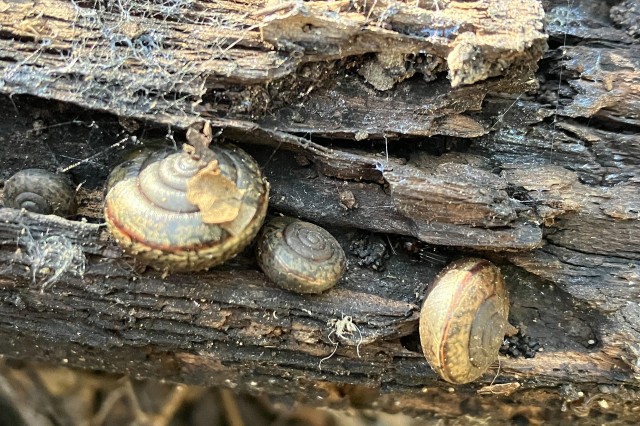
[0,0,545,133]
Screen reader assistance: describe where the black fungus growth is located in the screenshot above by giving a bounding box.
[500,332,542,359]
[349,234,390,271]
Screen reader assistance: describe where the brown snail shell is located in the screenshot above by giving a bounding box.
[3,169,77,217]
[256,217,346,294]
[104,144,269,272]
[419,258,509,384]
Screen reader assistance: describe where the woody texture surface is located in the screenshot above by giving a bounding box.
[0,0,639,423]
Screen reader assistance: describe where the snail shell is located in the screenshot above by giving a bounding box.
[256,217,346,293]
[419,258,509,384]
[3,169,77,217]
[104,145,269,272]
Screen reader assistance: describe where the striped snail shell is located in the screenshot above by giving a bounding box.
[256,217,346,293]
[104,144,269,272]
[419,258,510,384]
[3,169,77,217]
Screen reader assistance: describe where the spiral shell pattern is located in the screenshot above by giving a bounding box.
[4,169,77,217]
[419,258,509,384]
[104,145,269,272]
[256,217,346,293]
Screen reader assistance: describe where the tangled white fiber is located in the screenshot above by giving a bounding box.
[18,226,86,292]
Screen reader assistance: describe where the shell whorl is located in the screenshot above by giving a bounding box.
[283,220,335,261]
[256,217,346,294]
[419,258,509,384]
[104,145,269,271]
[4,169,77,217]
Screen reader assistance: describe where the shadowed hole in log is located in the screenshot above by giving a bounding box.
[0,30,38,44]
[400,332,422,354]
[511,413,530,426]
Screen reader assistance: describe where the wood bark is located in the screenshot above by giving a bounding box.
[0,0,639,422]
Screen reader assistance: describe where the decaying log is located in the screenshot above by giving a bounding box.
[0,0,546,131]
[1,0,640,422]
[0,206,631,419]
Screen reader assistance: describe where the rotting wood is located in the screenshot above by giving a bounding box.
[254,147,544,251]
[0,0,545,133]
[256,76,491,139]
[0,208,632,398]
[259,0,546,86]
[0,0,639,421]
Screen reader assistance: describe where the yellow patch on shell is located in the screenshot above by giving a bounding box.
[186,159,246,225]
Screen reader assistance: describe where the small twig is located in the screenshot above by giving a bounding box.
[220,388,245,426]
[91,377,132,426]
[152,385,192,426]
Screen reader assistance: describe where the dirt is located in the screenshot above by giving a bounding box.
[0,96,126,188]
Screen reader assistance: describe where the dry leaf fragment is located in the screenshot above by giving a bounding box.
[187,160,246,224]
[477,382,521,396]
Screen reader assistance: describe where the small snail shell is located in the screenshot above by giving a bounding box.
[256,217,346,293]
[3,169,77,217]
[419,258,509,384]
[104,144,269,272]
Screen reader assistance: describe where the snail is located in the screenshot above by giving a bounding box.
[104,125,269,272]
[3,169,77,217]
[419,258,510,384]
[256,216,346,293]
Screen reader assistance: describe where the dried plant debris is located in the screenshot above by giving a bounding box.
[17,227,86,292]
[500,331,541,359]
[0,361,425,426]
[348,233,390,271]
[319,314,364,371]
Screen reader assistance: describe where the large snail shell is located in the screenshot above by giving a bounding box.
[3,169,77,217]
[419,258,509,384]
[256,217,346,294]
[104,145,269,272]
